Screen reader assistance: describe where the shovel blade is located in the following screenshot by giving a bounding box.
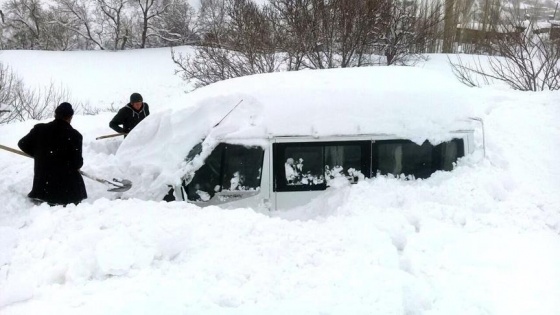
[108,179,132,192]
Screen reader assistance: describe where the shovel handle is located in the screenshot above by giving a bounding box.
[0,144,131,192]
[79,170,123,188]
[0,144,31,158]
[0,144,96,181]
[96,133,127,140]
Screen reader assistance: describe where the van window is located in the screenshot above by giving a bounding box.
[373,139,464,179]
[185,143,264,202]
[434,140,463,171]
[221,145,263,191]
[273,141,370,192]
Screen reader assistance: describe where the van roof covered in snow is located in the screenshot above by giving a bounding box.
[116,66,475,199]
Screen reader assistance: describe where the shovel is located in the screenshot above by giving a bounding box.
[0,144,132,192]
[79,170,132,192]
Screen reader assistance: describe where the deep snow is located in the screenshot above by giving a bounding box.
[0,47,559,315]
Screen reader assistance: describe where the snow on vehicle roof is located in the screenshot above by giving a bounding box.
[116,66,475,200]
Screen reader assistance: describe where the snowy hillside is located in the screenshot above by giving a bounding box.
[0,48,559,315]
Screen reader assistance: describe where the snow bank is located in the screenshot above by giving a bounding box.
[1,48,559,315]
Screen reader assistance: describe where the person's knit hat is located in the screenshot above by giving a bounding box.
[130,93,143,103]
[55,102,74,118]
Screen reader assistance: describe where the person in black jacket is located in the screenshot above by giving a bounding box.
[18,102,87,206]
[109,92,150,134]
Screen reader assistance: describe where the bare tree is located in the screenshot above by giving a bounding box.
[263,2,306,70]
[224,0,277,68]
[50,0,133,50]
[12,82,81,121]
[2,0,46,49]
[269,0,389,69]
[197,0,228,45]
[442,0,486,54]
[1,0,89,50]
[331,0,390,67]
[129,0,172,48]
[0,62,22,124]
[41,7,86,50]
[454,0,476,30]
[413,0,445,53]
[442,0,456,52]
[172,0,280,89]
[154,0,199,46]
[173,0,442,88]
[375,1,436,65]
[450,17,560,91]
[291,0,338,69]
[0,62,84,124]
[0,8,6,48]
[52,0,107,50]
[95,0,130,50]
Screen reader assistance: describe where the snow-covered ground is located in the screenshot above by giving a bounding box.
[0,48,559,315]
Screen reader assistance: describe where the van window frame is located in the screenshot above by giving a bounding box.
[273,140,371,192]
[182,142,265,202]
[372,138,465,179]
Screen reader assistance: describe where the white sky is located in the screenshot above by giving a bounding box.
[0,47,560,315]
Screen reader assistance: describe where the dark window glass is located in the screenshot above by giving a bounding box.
[324,144,367,184]
[283,144,325,188]
[373,139,464,179]
[274,141,370,192]
[185,144,224,201]
[434,139,464,171]
[185,143,264,202]
[221,145,263,191]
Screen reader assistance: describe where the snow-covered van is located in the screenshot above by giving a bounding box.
[116,66,477,210]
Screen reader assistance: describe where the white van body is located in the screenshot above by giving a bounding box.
[169,131,474,211]
[115,66,478,209]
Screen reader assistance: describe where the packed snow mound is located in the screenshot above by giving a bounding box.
[116,66,475,200]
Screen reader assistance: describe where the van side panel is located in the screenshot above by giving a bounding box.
[275,190,327,210]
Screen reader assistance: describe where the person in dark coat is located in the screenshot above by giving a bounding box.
[109,92,150,134]
[18,102,87,206]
